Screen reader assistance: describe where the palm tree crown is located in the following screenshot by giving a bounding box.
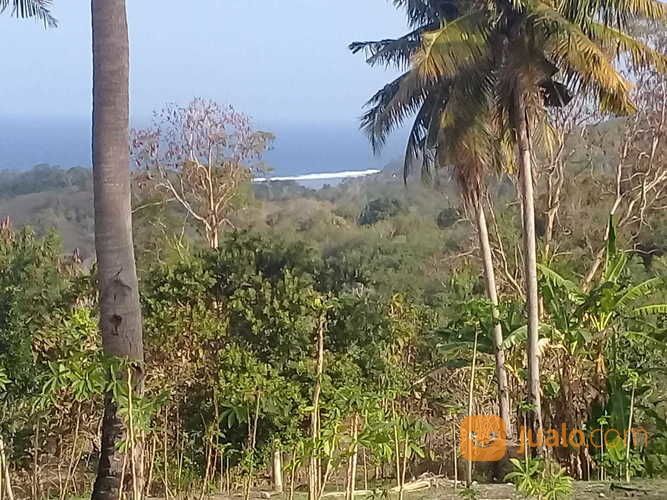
[415,0,667,120]
[351,0,519,443]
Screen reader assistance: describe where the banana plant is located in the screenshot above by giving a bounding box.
[534,218,666,478]
[538,217,666,368]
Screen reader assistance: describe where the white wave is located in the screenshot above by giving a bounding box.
[253,169,381,183]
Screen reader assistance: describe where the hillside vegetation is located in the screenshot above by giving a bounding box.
[3,1,667,499]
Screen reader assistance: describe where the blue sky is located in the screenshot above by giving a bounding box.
[1,1,407,123]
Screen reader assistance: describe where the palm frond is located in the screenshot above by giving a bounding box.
[494,125,518,175]
[588,22,667,73]
[393,0,460,26]
[421,88,452,183]
[403,100,431,183]
[414,11,492,80]
[402,91,449,183]
[438,96,495,201]
[1,0,56,27]
[350,26,433,70]
[361,70,430,154]
[608,0,667,20]
[527,1,636,115]
[561,0,667,30]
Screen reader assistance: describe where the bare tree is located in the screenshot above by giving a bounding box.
[538,97,599,262]
[132,99,274,248]
[581,32,667,286]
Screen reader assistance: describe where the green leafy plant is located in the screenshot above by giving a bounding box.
[505,457,573,499]
[458,485,480,500]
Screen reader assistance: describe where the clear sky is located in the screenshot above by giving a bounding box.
[0,0,407,123]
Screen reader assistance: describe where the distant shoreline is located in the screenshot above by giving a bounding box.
[253,169,380,183]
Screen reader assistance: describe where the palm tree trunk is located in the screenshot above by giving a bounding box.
[465,328,479,488]
[309,314,325,500]
[272,448,283,493]
[91,0,144,498]
[345,413,359,500]
[511,91,543,442]
[475,198,512,440]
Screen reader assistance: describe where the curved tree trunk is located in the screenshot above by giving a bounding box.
[91,0,144,498]
[474,198,512,440]
[511,91,543,443]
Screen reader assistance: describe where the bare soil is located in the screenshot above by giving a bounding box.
[193,480,667,500]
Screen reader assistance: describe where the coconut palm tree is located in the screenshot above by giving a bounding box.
[91,0,144,498]
[0,0,56,25]
[351,0,516,438]
[437,99,517,441]
[413,0,667,436]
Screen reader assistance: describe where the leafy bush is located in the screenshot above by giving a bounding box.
[505,457,573,499]
[358,197,404,226]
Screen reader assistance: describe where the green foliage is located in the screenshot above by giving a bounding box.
[436,207,459,229]
[0,228,83,401]
[505,457,573,499]
[0,228,101,475]
[458,485,480,499]
[0,119,666,494]
[1,0,667,495]
[358,197,404,226]
[136,230,444,487]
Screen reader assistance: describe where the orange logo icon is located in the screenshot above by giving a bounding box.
[460,415,507,462]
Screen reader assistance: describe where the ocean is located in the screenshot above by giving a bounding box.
[0,117,406,176]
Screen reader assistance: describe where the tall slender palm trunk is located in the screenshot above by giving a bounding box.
[91,1,144,498]
[511,91,543,441]
[474,198,512,440]
[309,315,325,500]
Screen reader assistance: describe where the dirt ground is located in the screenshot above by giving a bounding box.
[405,480,667,498]
[189,480,667,500]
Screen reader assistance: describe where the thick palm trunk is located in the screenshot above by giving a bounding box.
[512,93,543,441]
[474,199,512,440]
[91,1,144,498]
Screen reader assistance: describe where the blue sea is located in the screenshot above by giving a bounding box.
[0,117,406,175]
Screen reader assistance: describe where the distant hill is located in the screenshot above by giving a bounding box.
[0,165,94,257]
[0,164,91,196]
[0,162,422,258]
[0,190,94,255]
[0,115,637,264]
